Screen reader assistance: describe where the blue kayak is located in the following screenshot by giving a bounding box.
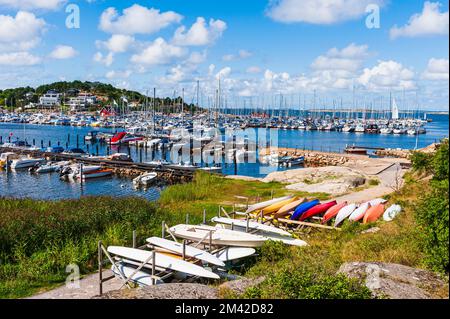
[290,199,320,220]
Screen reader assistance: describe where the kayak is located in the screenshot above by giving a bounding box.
[261,197,298,215]
[348,202,371,222]
[383,204,402,221]
[363,204,386,224]
[368,198,387,206]
[299,201,337,221]
[322,202,347,224]
[290,199,320,220]
[245,196,292,214]
[334,203,357,227]
[272,198,307,218]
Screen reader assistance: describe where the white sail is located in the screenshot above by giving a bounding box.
[392,98,399,120]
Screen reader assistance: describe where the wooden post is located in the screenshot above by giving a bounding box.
[132,230,136,248]
[182,240,186,261]
[231,222,234,231]
[98,241,103,296]
[246,215,249,233]
[209,230,213,251]
[151,250,156,285]
[185,213,189,224]
[162,221,165,238]
[202,209,206,225]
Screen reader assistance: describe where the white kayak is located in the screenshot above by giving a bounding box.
[169,224,267,248]
[348,202,371,221]
[383,204,402,221]
[111,262,163,287]
[244,196,292,214]
[215,247,256,262]
[107,246,220,279]
[368,198,388,206]
[334,203,357,227]
[211,216,292,237]
[146,237,225,267]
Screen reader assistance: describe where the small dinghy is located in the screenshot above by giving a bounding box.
[133,172,157,187]
[290,199,320,220]
[348,202,371,221]
[215,247,256,262]
[334,203,357,227]
[363,204,386,224]
[299,201,337,221]
[35,163,60,174]
[322,202,347,224]
[111,262,163,287]
[383,204,402,221]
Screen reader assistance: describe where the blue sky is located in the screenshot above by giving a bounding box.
[0,0,448,110]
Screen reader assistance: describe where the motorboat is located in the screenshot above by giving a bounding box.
[10,157,45,169]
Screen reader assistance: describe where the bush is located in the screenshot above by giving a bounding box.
[411,151,432,173]
[242,266,372,299]
[414,140,449,273]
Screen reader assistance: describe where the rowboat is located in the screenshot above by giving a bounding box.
[273,198,307,218]
[79,169,113,179]
[299,201,337,221]
[363,204,386,224]
[290,199,320,220]
[244,196,292,214]
[169,224,267,248]
[146,237,225,266]
[334,203,357,227]
[383,204,402,221]
[107,246,220,279]
[211,216,292,237]
[348,202,371,221]
[133,172,157,187]
[322,202,347,224]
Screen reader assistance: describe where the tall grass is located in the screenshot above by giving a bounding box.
[0,196,184,298]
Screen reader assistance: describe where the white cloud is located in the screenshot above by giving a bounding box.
[422,58,449,80]
[99,4,182,35]
[310,43,370,89]
[105,70,132,79]
[216,67,231,79]
[222,49,252,61]
[266,0,384,24]
[0,11,46,51]
[93,51,114,66]
[130,38,186,65]
[49,45,77,59]
[0,51,41,65]
[358,60,416,91]
[96,34,135,53]
[0,0,65,10]
[186,51,207,65]
[246,66,262,74]
[172,17,227,46]
[390,2,449,39]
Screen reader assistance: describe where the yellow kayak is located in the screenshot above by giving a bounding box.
[272,198,307,218]
[260,197,298,215]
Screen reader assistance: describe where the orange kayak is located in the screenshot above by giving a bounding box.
[363,204,386,224]
[322,201,347,224]
[272,198,307,218]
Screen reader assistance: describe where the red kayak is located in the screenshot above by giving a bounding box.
[322,201,347,224]
[299,201,337,221]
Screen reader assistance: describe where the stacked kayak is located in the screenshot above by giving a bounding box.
[299,201,337,221]
[291,200,320,220]
[363,204,386,224]
[334,203,357,227]
[348,202,371,221]
[322,202,347,224]
[273,198,307,218]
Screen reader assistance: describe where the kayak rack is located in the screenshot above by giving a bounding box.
[97,239,174,296]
